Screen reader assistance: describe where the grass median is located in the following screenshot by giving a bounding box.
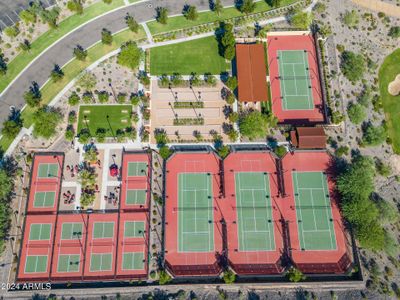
[147,0,298,35]
[0,0,125,94]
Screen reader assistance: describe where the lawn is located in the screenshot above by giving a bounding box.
[146,0,298,35]
[0,0,125,94]
[150,36,229,75]
[379,48,400,154]
[78,105,133,136]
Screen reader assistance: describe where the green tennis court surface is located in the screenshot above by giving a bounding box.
[235,172,275,251]
[293,171,336,250]
[57,254,80,272]
[127,162,148,176]
[124,221,145,238]
[178,173,214,252]
[33,191,55,207]
[29,224,51,240]
[38,163,59,178]
[90,253,112,271]
[25,255,48,273]
[122,252,144,270]
[126,189,147,205]
[278,50,314,110]
[93,222,114,239]
[61,223,83,240]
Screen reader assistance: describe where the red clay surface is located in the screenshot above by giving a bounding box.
[281,151,351,273]
[164,152,223,276]
[17,152,150,283]
[236,43,268,103]
[120,152,151,211]
[267,34,325,124]
[223,151,284,274]
[18,214,57,281]
[26,153,64,214]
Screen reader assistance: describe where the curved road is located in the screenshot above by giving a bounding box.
[0,0,235,125]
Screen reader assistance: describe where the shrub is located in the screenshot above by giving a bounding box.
[335,146,349,157]
[286,267,305,282]
[78,129,91,144]
[65,127,75,141]
[97,91,109,103]
[340,51,365,83]
[159,145,172,159]
[222,269,236,284]
[225,76,237,91]
[117,93,127,104]
[158,270,172,285]
[274,145,287,158]
[362,123,386,146]
[4,26,20,38]
[95,128,107,143]
[347,103,366,124]
[68,92,80,105]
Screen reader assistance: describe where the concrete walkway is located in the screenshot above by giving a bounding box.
[351,0,400,17]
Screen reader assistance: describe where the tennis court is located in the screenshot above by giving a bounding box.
[37,163,59,178]
[178,173,214,252]
[292,171,336,250]
[61,223,83,240]
[33,191,55,208]
[128,162,148,177]
[29,224,51,241]
[122,252,144,270]
[235,172,275,251]
[278,50,314,110]
[25,255,48,273]
[93,222,114,239]
[126,189,147,205]
[90,253,112,271]
[57,254,80,272]
[124,221,145,238]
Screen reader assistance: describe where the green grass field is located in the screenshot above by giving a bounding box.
[0,0,124,94]
[150,36,229,75]
[379,48,400,154]
[78,105,133,137]
[147,0,298,35]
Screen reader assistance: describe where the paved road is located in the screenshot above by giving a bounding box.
[0,0,55,30]
[0,0,234,127]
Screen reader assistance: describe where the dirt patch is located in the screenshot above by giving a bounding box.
[388,74,400,96]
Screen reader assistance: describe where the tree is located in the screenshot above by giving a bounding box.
[77,71,97,90]
[156,7,168,24]
[67,0,83,15]
[388,26,400,38]
[1,120,22,139]
[125,14,139,33]
[239,110,273,140]
[97,91,109,103]
[4,26,20,38]
[0,55,7,76]
[65,127,75,141]
[347,103,366,124]
[271,0,282,7]
[154,129,169,146]
[39,7,60,28]
[0,169,13,200]
[362,123,386,146]
[225,76,237,91]
[32,107,62,138]
[117,41,142,70]
[184,5,198,21]
[239,0,255,14]
[68,91,80,105]
[83,148,98,162]
[159,145,172,159]
[24,82,42,107]
[101,28,113,45]
[274,145,287,158]
[213,0,223,15]
[289,11,313,30]
[51,64,64,82]
[95,128,107,143]
[19,9,36,24]
[286,267,305,282]
[217,22,236,60]
[340,51,365,83]
[19,40,31,52]
[80,192,95,207]
[78,129,91,144]
[73,45,88,61]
